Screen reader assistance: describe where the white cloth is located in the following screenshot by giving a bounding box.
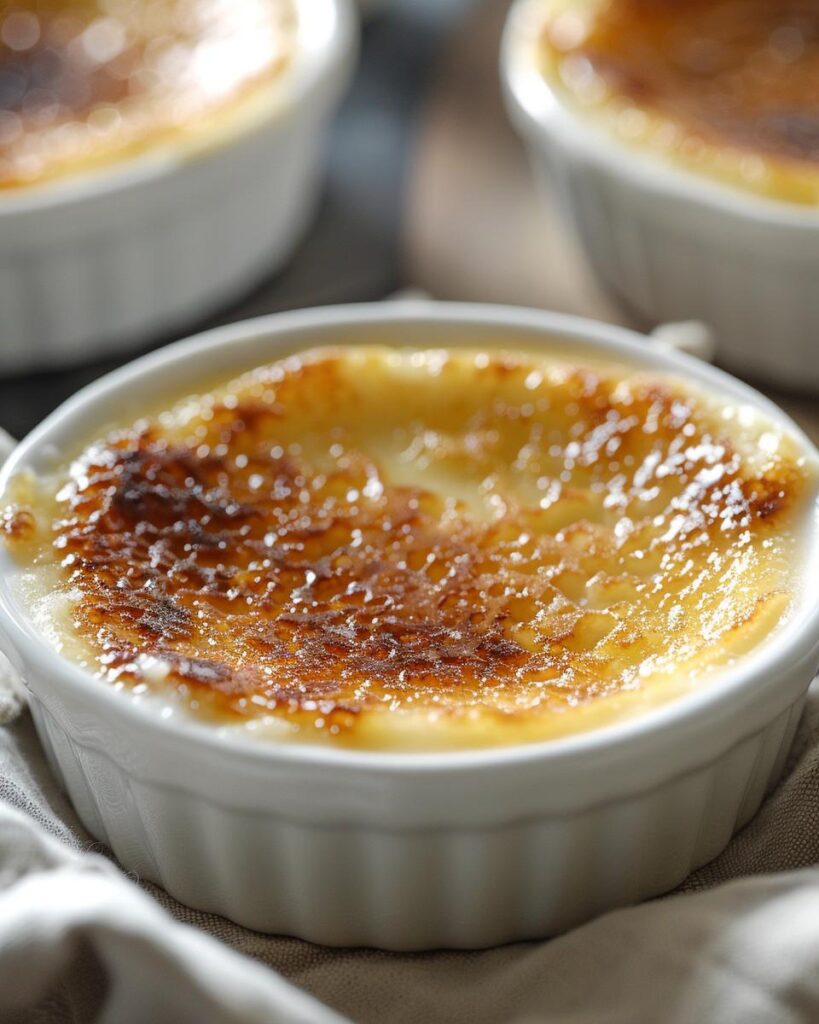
[3,678,819,1024]
[0,805,342,1024]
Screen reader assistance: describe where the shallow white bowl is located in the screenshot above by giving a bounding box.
[502,0,819,392]
[0,301,818,950]
[0,0,357,374]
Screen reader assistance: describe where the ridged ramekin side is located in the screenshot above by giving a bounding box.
[28,692,805,951]
[0,113,328,373]
[534,141,819,392]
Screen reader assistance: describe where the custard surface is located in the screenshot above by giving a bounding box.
[3,346,812,750]
[539,0,819,204]
[0,0,295,189]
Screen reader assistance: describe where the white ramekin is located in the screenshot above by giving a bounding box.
[0,301,817,950]
[0,0,357,374]
[502,0,819,393]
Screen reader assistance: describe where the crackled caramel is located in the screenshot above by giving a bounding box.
[540,0,819,203]
[0,0,295,189]
[3,347,812,749]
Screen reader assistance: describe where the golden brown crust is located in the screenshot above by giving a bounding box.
[551,0,819,165]
[0,0,295,189]
[0,506,35,541]
[13,347,805,743]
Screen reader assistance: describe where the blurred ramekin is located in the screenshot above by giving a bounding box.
[502,0,819,393]
[0,0,357,374]
[0,301,818,950]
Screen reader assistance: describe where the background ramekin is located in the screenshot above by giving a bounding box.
[0,301,817,950]
[502,0,819,393]
[0,0,357,374]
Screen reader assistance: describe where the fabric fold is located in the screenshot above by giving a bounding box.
[2,684,819,1024]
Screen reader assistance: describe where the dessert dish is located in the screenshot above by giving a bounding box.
[3,344,812,750]
[0,0,356,370]
[0,302,816,947]
[503,0,819,390]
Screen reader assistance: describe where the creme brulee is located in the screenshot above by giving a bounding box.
[2,347,814,750]
[0,0,296,189]
[539,0,819,204]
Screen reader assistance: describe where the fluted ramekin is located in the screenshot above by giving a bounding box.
[0,301,817,950]
[502,0,819,392]
[0,0,357,374]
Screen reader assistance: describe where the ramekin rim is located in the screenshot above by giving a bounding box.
[0,0,358,217]
[501,0,819,230]
[1,299,818,774]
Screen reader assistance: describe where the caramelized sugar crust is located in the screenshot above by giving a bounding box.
[0,0,294,188]
[542,0,819,200]
[6,347,806,746]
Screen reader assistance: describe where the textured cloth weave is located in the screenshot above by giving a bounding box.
[2,681,819,1023]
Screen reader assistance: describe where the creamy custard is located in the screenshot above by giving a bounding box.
[0,0,296,189]
[2,346,814,750]
[539,0,819,204]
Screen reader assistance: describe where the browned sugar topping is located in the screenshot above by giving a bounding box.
[552,0,819,165]
[16,348,803,739]
[0,0,294,187]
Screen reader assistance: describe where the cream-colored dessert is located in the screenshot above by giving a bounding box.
[0,0,296,189]
[2,346,813,749]
[539,0,819,204]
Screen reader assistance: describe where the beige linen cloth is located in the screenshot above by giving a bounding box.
[4,1,819,1020]
[4,673,819,1024]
